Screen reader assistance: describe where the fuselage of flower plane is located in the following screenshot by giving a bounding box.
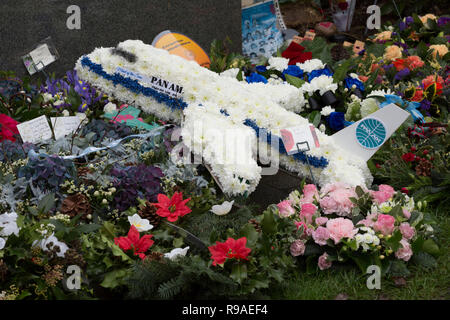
[74,40,405,196]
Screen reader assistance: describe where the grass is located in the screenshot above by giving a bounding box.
[278,213,450,300]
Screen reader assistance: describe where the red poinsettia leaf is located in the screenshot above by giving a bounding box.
[136,234,154,253]
[127,225,140,245]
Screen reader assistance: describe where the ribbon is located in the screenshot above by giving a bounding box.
[380,94,424,123]
[28,125,167,161]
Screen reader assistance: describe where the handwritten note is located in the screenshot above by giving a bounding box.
[50,116,82,140]
[17,115,53,144]
[29,44,56,69]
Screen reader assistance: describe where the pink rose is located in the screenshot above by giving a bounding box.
[302,184,319,203]
[300,203,317,224]
[326,218,358,244]
[318,252,332,270]
[395,239,413,262]
[402,208,411,219]
[399,222,415,240]
[290,240,306,257]
[371,184,395,204]
[359,212,378,228]
[373,214,395,236]
[319,183,357,216]
[277,200,295,217]
[315,217,328,226]
[312,227,330,246]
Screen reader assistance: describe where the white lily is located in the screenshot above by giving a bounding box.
[164,247,190,261]
[128,214,153,232]
[211,200,234,216]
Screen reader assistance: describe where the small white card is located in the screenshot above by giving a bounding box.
[29,44,56,69]
[280,125,320,155]
[17,115,53,144]
[50,116,82,140]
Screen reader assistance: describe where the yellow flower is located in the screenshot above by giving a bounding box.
[429,44,449,58]
[420,13,437,24]
[374,30,392,41]
[383,45,403,61]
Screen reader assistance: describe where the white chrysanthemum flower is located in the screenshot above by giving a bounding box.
[296,59,325,73]
[320,106,335,116]
[268,56,289,72]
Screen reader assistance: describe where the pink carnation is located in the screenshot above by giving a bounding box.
[318,252,332,270]
[315,217,328,226]
[290,239,306,256]
[402,208,411,219]
[319,183,357,216]
[326,218,358,244]
[371,184,395,204]
[373,214,395,236]
[277,200,295,217]
[395,239,413,262]
[359,212,378,228]
[312,227,330,246]
[399,222,415,240]
[295,221,312,237]
[301,184,319,203]
[300,203,317,224]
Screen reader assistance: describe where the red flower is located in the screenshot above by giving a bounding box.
[402,152,416,162]
[393,59,407,71]
[422,149,429,155]
[410,146,417,152]
[337,2,348,10]
[208,237,251,266]
[114,226,154,260]
[422,75,444,95]
[375,164,381,169]
[282,41,312,65]
[401,188,409,195]
[410,89,423,102]
[151,192,191,222]
[0,114,19,142]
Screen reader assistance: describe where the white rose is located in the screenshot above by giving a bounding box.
[103,102,118,114]
[62,110,70,117]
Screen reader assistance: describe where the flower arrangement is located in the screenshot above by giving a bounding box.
[274,182,440,273]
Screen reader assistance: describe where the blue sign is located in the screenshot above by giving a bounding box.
[356,118,387,149]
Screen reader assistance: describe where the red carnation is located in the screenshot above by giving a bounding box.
[402,152,416,162]
[151,192,191,222]
[208,237,251,266]
[393,59,407,71]
[401,188,409,195]
[422,149,429,155]
[114,225,154,260]
[0,114,19,142]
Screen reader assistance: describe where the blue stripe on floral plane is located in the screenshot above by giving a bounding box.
[243,119,329,168]
[80,56,188,111]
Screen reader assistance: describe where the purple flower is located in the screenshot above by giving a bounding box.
[405,16,413,24]
[394,68,410,81]
[438,16,450,27]
[420,99,431,111]
[382,64,394,71]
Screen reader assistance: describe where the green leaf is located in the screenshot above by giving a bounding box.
[236,67,243,82]
[100,268,129,288]
[230,263,247,284]
[390,205,404,220]
[355,186,365,198]
[411,251,437,269]
[76,223,101,234]
[385,230,402,251]
[261,207,277,234]
[388,260,410,277]
[38,193,55,213]
[239,224,259,247]
[422,239,440,256]
[333,58,352,83]
[285,74,305,88]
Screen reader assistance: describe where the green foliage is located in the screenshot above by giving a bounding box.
[209,37,251,73]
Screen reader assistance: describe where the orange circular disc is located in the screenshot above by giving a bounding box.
[152,30,211,68]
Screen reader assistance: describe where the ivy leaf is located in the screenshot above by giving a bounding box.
[411,252,437,269]
[100,268,129,288]
[388,260,411,277]
[37,193,55,213]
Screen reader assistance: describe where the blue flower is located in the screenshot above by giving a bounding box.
[345,76,365,91]
[394,68,410,81]
[282,65,303,79]
[246,72,268,84]
[327,112,353,131]
[308,68,333,81]
[256,65,267,73]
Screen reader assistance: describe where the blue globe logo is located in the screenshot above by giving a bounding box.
[356,118,387,149]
